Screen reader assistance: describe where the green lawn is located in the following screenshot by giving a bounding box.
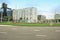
[0,22,60,27]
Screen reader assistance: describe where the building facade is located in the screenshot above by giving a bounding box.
[13,7,37,23]
[54,14,60,23]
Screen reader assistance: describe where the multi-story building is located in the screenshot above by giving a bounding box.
[13,7,37,23]
[54,14,60,23]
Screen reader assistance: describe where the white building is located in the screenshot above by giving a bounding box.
[13,7,37,23]
[54,14,60,23]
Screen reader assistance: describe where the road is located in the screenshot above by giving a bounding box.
[0,26,60,40]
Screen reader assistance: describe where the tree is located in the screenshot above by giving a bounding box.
[1,12,3,22]
[5,16,11,22]
[0,3,12,22]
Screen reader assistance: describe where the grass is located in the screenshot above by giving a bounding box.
[52,23,60,26]
[0,22,60,27]
[14,23,50,26]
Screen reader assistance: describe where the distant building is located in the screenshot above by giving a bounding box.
[54,14,60,23]
[37,15,46,23]
[13,7,37,23]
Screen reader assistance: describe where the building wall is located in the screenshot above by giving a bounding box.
[54,14,60,23]
[13,7,37,23]
[55,14,60,19]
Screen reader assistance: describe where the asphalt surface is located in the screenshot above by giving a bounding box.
[0,26,60,40]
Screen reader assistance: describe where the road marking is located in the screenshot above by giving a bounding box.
[34,30,40,31]
[12,28,17,30]
[36,35,47,37]
[56,30,60,32]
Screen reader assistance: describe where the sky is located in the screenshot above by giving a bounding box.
[0,0,60,19]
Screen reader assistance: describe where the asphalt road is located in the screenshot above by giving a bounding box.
[0,26,60,40]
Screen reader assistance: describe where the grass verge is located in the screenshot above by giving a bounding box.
[0,22,60,27]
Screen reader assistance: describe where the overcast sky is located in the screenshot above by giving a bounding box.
[0,0,60,19]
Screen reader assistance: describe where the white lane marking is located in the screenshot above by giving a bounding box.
[12,28,17,30]
[0,32,7,34]
[56,30,60,32]
[34,30,40,31]
[36,35,47,37]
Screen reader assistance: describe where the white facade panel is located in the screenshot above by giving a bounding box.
[13,7,37,23]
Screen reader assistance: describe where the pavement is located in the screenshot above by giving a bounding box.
[0,25,60,40]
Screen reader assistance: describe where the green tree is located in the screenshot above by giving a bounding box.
[5,16,11,22]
